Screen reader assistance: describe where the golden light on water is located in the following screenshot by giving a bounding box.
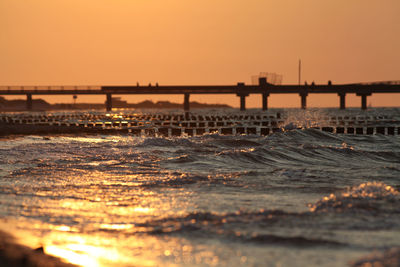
[132,206,155,214]
[99,224,134,231]
[42,234,150,267]
[40,229,162,267]
[40,230,212,267]
[0,154,221,267]
[54,225,73,232]
[45,243,101,267]
[0,153,213,267]
[19,175,195,266]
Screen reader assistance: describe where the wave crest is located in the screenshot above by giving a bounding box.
[351,247,400,267]
[136,137,194,147]
[309,182,400,213]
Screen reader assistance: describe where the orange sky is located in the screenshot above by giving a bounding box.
[1,0,399,108]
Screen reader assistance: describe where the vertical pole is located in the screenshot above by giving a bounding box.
[240,95,246,111]
[262,93,269,111]
[339,93,346,109]
[184,93,190,111]
[26,94,32,110]
[298,59,301,85]
[300,93,307,109]
[106,93,112,111]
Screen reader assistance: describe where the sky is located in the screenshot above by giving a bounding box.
[1,0,399,108]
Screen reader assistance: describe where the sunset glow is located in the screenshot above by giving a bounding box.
[1,0,399,107]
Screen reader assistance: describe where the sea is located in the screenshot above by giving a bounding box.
[0,107,399,267]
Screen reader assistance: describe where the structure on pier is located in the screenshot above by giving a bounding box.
[251,72,283,86]
[0,80,400,111]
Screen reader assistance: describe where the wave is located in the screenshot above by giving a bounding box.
[164,154,197,163]
[247,234,343,246]
[3,130,399,184]
[136,182,400,242]
[135,137,195,147]
[351,247,400,267]
[137,209,346,247]
[213,139,262,148]
[142,173,211,187]
[309,182,400,214]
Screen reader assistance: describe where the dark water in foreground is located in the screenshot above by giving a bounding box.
[0,108,399,267]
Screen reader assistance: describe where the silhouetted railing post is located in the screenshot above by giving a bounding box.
[106,93,112,111]
[338,93,346,109]
[26,94,32,110]
[184,93,190,111]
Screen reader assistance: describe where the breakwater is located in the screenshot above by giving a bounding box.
[1,111,399,136]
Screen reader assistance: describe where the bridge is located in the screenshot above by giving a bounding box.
[1,78,400,111]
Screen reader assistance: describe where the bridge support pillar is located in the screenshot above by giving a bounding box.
[106,93,112,111]
[184,93,190,111]
[237,94,248,111]
[240,95,246,111]
[262,93,269,111]
[357,93,371,110]
[338,93,346,109]
[236,82,248,111]
[26,94,32,110]
[300,93,308,109]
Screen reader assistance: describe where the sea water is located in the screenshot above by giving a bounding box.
[0,108,399,267]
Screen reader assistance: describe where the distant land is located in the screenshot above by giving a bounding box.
[0,96,231,111]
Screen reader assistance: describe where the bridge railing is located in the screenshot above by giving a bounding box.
[0,86,101,91]
[358,81,400,85]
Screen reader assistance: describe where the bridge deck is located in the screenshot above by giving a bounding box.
[1,82,400,110]
[0,84,400,95]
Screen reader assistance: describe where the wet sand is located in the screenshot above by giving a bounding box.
[0,231,76,267]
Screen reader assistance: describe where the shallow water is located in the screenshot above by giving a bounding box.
[0,108,399,267]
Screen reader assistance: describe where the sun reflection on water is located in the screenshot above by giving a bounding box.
[26,184,194,266]
[0,151,209,267]
[45,243,101,267]
[43,232,159,267]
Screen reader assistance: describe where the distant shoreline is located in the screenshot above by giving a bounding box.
[0,96,231,111]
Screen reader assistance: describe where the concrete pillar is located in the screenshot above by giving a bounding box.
[361,95,367,110]
[106,93,112,111]
[184,93,190,111]
[300,93,308,109]
[236,82,248,111]
[262,93,269,111]
[239,95,247,111]
[26,94,32,110]
[357,93,371,110]
[338,93,346,109]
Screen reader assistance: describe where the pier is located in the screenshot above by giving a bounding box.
[1,78,400,111]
